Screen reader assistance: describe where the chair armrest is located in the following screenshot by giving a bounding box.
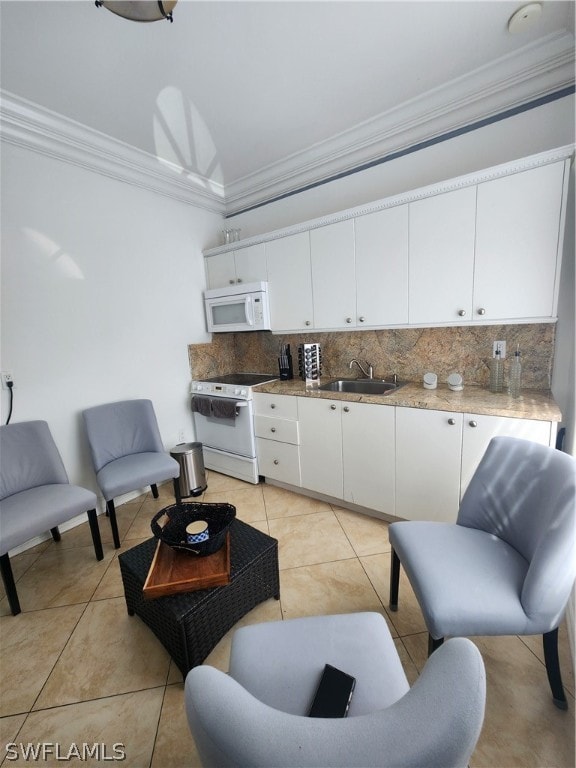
[185,638,485,768]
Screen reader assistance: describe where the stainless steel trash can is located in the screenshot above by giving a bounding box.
[170,442,207,498]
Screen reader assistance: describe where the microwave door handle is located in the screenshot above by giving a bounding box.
[245,296,255,326]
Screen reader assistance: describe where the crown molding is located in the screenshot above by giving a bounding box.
[0,90,226,215]
[204,144,575,257]
[225,32,576,215]
[1,30,574,218]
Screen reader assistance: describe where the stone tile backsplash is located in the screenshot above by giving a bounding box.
[189,324,555,390]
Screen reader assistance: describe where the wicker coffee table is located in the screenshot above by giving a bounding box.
[119,518,280,677]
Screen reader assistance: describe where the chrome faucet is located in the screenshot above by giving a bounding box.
[349,359,373,379]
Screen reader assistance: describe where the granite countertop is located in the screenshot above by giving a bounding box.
[253,379,562,422]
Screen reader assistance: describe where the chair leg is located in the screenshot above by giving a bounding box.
[173,477,182,506]
[50,527,61,542]
[87,509,104,561]
[543,628,568,710]
[0,553,21,616]
[151,484,159,499]
[106,500,121,549]
[428,634,444,656]
[389,548,400,611]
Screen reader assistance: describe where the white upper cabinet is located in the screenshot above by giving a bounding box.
[355,206,409,326]
[204,150,570,329]
[473,162,566,322]
[206,243,267,289]
[266,232,314,331]
[409,186,477,325]
[310,220,356,329]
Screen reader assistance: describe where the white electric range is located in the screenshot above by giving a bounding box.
[190,373,277,484]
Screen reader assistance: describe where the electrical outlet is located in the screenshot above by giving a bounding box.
[492,341,506,359]
[1,372,14,390]
[178,429,186,443]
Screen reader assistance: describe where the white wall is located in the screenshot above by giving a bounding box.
[228,95,576,238]
[1,143,220,497]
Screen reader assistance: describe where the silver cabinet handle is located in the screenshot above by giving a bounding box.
[330,404,337,410]
[346,317,352,323]
[305,320,311,326]
[273,459,279,465]
[359,316,365,323]
[448,418,456,425]
[469,420,478,428]
[458,309,466,317]
[477,308,486,316]
[343,406,349,412]
[271,427,276,433]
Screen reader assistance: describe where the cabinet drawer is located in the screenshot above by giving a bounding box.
[256,438,301,486]
[254,415,300,444]
[253,393,298,419]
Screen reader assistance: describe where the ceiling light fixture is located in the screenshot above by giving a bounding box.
[95,1,177,23]
[507,3,542,34]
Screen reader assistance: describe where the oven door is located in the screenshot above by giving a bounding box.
[193,398,256,458]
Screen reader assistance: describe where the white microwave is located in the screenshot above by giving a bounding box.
[204,281,272,333]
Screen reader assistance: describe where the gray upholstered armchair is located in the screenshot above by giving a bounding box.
[389,436,576,709]
[0,420,103,615]
[185,612,486,768]
[82,399,179,548]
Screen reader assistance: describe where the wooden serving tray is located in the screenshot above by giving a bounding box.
[143,534,230,599]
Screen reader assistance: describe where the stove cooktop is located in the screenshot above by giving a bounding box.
[200,373,277,387]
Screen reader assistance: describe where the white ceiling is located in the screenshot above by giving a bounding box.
[1,0,574,213]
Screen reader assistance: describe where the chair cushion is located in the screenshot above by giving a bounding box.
[96,452,179,500]
[0,484,97,555]
[389,521,535,637]
[229,612,409,717]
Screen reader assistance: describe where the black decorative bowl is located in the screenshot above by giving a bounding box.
[150,502,236,556]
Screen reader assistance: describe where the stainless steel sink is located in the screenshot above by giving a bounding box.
[318,379,406,395]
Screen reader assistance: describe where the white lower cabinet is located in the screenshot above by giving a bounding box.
[256,394,556,523]
[395,408,463,523]
[298,397,395,515]
[396,406,555,523]
[341,401,395,514]
[459,413,553,497]
[254,394,301,486]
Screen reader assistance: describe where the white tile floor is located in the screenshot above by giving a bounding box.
[0,471,574,767]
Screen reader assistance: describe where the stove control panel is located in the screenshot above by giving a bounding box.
[191,381,252,400]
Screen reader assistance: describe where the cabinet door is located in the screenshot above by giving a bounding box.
[395,407,462,522]
[409,187,477,325]
[205,252,236,288]
[233,243,267,285]
[342,402,395,514]
[460,414,554,498]
[310,220,356,329]
[298,397,343,498]
[474,162,566,321]
[266,233,314,331]
[355,206,409,326]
